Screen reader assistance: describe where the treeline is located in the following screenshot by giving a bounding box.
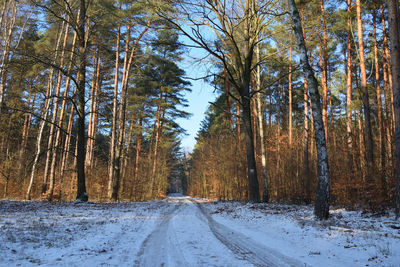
[0,0,190,201]
[184,0,400,217]
[1,0,400,220]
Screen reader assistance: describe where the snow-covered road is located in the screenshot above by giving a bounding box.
[136,195,301,266]
[1,195,399,266]
[136,196,253,266]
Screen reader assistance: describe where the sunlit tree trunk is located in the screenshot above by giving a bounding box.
[47,19,70,199]
[25,19,66,200]
[0,0,16,110]
[373,8,387,194]
[288,0,330,219]
[109,22,150,201]
[346,0,354,172]
[149,89,163,198]
[320,0,328,143]
[108,25,121,200]
[356,0,374,171]
[60,87,76,186]
[382,4,395,170]
[130,117,143,200]
[56,27,78,195]
[256,42,269,203]
[85,49,101,170]
[276,78,281,197]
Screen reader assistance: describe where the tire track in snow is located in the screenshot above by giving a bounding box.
[195,201,303,267]
[135,202,189,267]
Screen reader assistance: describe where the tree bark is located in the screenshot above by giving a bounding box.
[386,0,400,218]
[373,8,387,195]
[47,19,70,199]
[256,42,269,203]
[85,49,100,169]
[346,0,354,172]
[130,117,143,200]
[108,25,121,200]
[382,4,394,165]
[0,0,16,110]
[320,0,328,143]
[356,0,374,168]
[109,22,150,201]
[303,77,311,203]
[25,71,54,200]
[75,0,88,201]
[57,27,78,191]
[288,29,293,146]
[288,0,330,219]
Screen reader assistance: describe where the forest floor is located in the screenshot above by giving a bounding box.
[0,195,399,267]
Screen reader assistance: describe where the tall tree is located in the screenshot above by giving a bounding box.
[75,0,88,201]
[386,0,400,218]
[356,0,374,171]
[288,0,330,219]
[160,0,281,202]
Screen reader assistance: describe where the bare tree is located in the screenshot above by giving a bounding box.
[157,0,281,202]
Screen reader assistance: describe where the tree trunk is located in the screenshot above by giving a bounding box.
[288,29,293,146]
[319,0,328,143]
[108,26,122,199]
[303,77,311,203]
[242,92,260,202]
[25,20,66,200]
[108,25,121,200]
[55,28,78,196]
[60,87,76,185]
[109,22,150,201]
[346,0,354,172]
[277,79,282,198]
[47,19,71,200]
[356,0,374,168]
[288,0,330,219]
[85,49,100,169]
[41,21,65,195]
[19,79,34,169]
[75,0,88,201]
[373,8,387,195]
[256,42,269,202]
[0,0,16,110]
[25,72,54,200]
[131,118,143,200]
[386,0,400,218]
[382,4,394,166]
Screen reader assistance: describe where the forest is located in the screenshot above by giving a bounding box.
[0,0,399,221]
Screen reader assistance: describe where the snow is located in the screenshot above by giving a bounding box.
[204,202,400,267]
[1,196,399,266]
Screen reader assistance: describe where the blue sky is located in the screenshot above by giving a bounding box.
[176,56,217,152]
[174,25,219,152]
